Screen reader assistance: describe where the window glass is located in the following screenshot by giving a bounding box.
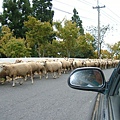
[114,76,120,96]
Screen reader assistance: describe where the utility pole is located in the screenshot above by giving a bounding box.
[93,0,105,59]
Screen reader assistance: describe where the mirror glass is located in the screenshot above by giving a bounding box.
[70,69,103,87]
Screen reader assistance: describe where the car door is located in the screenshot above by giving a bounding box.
[108,71,120,120]
[91,67,120,120]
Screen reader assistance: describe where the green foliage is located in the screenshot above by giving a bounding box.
[0,1,100,58]
[41,40,66,57]
[24,16,54,57]
[73,34,95,58]
[107,41,120,59]
[5,38,31,57]
[71,8,84,35]
[54,20,80,58]
[53,20,96,58]
[112,41,120,59]
[32,0,54,25]
[0,26,31,58]
[0,26,14,57]
[0,0,32,38]
[101,50,111,59]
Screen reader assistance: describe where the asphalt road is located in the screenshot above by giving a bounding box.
[0,68,114,120]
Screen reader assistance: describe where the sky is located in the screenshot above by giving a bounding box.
[0,0,120,47]
[51,0,120,47]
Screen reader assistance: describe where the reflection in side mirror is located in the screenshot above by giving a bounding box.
[69,69,104,88]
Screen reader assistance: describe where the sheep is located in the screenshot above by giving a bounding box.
[84,59,93,67]
[0,62,13,84]
[0,65,8,84]
[44,61,62,79]
[0,63,33,87]
[60,59,72,74]
[72,59,85,69]
[36,61,46,79]
[15,59,24,63]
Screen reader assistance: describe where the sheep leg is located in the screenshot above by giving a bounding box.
[19,78,24,85]
[39,72,42,79]
[55,71,59,78]
[57,72,61,78]
[40,74,42,80]
[24,75,27,81]
[58,69,61,77]
[53,72,57,79]
[59,70,61,76]
[31,75,34,84]
[46,73,48,79]
[12,78,16,87]
[63,69,66,74]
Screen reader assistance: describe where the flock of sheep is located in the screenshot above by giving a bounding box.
[0,58,119,87]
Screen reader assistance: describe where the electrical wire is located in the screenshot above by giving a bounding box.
[77,0,94,6]
[99,1,120,24]
[101,9,120,25]
[53,7,72,14]
[53,0,120,26]
[52,0,97,23]
[53,0,95,14]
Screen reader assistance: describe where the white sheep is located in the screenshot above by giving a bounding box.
[60,59,72,74]
[44,61,62,79]
[36,61,46,79]
[0,63,33,87]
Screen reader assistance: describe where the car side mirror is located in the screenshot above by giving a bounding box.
[68,67,106,92]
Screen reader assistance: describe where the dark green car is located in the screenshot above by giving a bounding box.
[68,62,120,120]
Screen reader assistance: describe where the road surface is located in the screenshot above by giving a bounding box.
[0,68,114,120]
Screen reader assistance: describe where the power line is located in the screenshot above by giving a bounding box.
[53,0,95,14]
[54,0,73,8]
[53,7,96,22]
[53,7,72,14]
[53,0,120,26]
[53,0,97,23]
[77,0,94,6]
[107,7,120,19]
[101,9,120,25]
[99,1,120,19]
[99,1,120,25]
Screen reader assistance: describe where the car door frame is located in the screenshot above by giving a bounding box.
[92,67,120,120]
[107,71,120,120]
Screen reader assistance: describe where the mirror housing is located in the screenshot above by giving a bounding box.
[68,67,106,93]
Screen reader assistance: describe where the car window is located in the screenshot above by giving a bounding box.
[107,67,120,96]
[114,77,120,96]
[108,75,120,120]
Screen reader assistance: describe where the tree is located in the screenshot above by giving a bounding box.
[42,40,66,57]
[32,0,54,25]
[54,20,80,58]
[86,25,111,58]
[0,26,13,57]
[107,41,120,59]
[0,26,31,58]
[73,33,95,58]
[0,0,32,38]
[32,0,55,44]
[24,16,54,57]
[5,38,31,57]
[101,49,111,59]
[85,33,96,50]
[71,8,84,35]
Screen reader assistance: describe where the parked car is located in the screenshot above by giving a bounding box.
[67,62,120,120]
